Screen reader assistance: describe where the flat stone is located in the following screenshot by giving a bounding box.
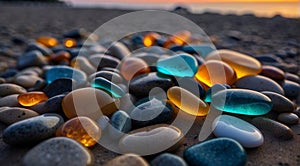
[23,137,93,166]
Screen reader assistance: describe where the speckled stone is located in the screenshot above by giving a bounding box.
[235,75,284,95]
[252,117,294,140]
[0,94,22,107]
[104,153,149,166]
[43,78,74,98]
[282,80,300,98]
[0,107,39,125]
[14,75,44,89]
[3,114,64,145]
[23,137,94,166]
[130,98,173,127]
[278,113,299,125]
[262,91,295,113]
[151,153,187,166]
[129,72,174,98]
[0,83,27,97]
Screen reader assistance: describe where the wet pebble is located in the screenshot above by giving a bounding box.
[23,137,93,166]
[0,83,27,97]
[277,113,299,125]
[3,114,64,145]
[0,107,39,125]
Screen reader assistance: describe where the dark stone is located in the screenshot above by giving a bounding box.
[43,78,74,98]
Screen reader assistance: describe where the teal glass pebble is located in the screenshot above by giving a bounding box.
[182,44,215,58]
[156,54,198,77]
[184,137,247,166]
[212,89,272,115]
[110,110,131,133]
[204,84,229,102]
[45,65,87,85]
[91,77,125,98]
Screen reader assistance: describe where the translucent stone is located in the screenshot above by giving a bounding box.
[206,49,262,79]
[64,38,77,48]
[56,116,101,147]
[120,57,150,80]
[143,32,161,47]
[167,86,209,116]
[91,77,125,98]
[204,84,229,103]
[156,54,198,77]
[36,36,58,47]
[163,30,191,48]
[45,65,87,84]
[18,92,48,107]
[195,60,236,87]
[212,89,272,115]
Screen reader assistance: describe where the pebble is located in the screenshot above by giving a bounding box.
[96,115,110,130]
[151,153,187,166]
[56,116,101,147]
[72,56,96,75]
[255,54,282,63]
[43,78,74,98]
[212,89,272,115]
[0,94,22,107]
[120,57,150,80]
[129,72,174,98]
[31,94,64,114]
[184,137,247,166]
[17,50,48,69]
[130,98,173,127]
[89,54,121,70]
[50,51,71,63]
[110,110,132,134]
[133,52,160,66]
[0,83,27,97]
[14,75,44,89]
[104,153,149,166]
[277,113,299,125]
[235,75,284,95]
[17,91,48,107]
[261,91,295,113]
[91,77,125,98]
[252,117,294,140]
[260,65,285,81]
[205,49,262,78]
[156,53,198,77]
[0,107,39,125]
[3,114,64,145]
[108,41,131,60]
[177,77,206,98]
[171,44,215,58]
[167,86,209,116]
[88,70,123,84]
[195,60,236,87]
[285,72,300,84]
[45,65,87,85]
[204,84,229,102]
[36,36,58,47]
[62,87,118,119]
[282,80,300,98]
[26,43,53,56]
[23,137,93,166]
[213,115,264,148]
[0,68,18,78]
[119,124,184,156]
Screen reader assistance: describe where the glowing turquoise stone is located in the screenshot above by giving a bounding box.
[212,89,272,115]
[91,77,125,98]
[156,54,198,77]
[204,84,229,102]
[45,66,86,85]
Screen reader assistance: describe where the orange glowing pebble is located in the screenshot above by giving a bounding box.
[56,116,101,147]
[205,49,262,79]
[143,32,161,47]
[17,92,48,107]
[64,38,77,48]
[36,36,58,47]
[120,57,150,80]
[195,60,237,87]
[163,30,191,48]
[50,51,71,62]
[167,86,209,116]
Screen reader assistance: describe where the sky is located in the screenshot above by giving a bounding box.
[66,0,299,3]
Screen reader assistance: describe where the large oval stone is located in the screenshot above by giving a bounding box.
[212,89,272,115]
[23,137,93,166]
[119,124,183,156]
[3,114,64,145]
[184,137,246,166]
[235,75,284,95]
[213,115,264,148]
[206,49,262,79]
[0,107,39,125]
[0,83,27,97]
[261,91,295,113]
[156,53,198,77]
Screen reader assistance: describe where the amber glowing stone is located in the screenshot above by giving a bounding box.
[167,86,209,116]
[120,57,150,80]
[195,60,237,87]
[50,51,71,62]
[64,38,77,48]
[17,92,48,107]
[205,49,262,79]
[143,32,161,47]
[163,30,191,48]
[36,36,58,47]
[56,116,101,147]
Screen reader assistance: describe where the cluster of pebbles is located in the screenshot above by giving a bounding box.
[0,27,299,166]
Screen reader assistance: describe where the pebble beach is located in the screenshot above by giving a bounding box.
[0,4,300,166]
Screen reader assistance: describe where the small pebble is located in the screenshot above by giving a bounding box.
[0,83,27,97]
[14,75,44,89]
[17,50,48,69]
[0,107,39,125]
[120,57,150,80]
[0,94,22,107]
[262,91,295,113]
[282,80,300,98]
[108,41,131,60]
[260,65,285,81]
[277,113,299,125]
[17,91,48,107]
[43,78,74,98]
